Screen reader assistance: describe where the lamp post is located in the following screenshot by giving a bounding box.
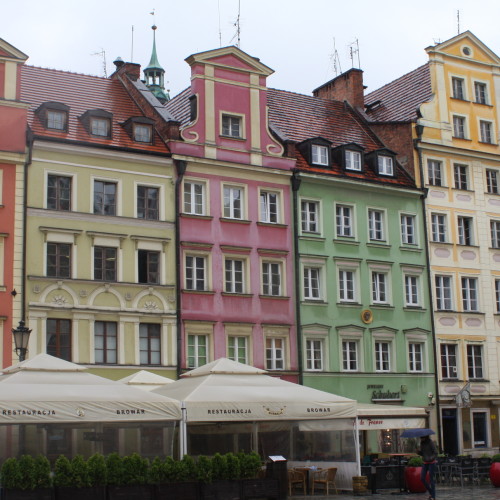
[12,320,32,362]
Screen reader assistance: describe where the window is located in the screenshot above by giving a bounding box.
[472,411,489,448]
[345,150,361,171]
[427,160,442,186]
[338,269,355,302]
[94,246,117,281]
[47,110,67,130]
[94,180,116,215]
[306,339,323,371]
[312,145,328,165]
[336,205,353,237]
[301,200,319,233]
[452,77,465,100]
[480,120,493,143]
[440,344,458,379]
[453,115,466,139]
[375,341,391,372]
[225,258,244,293]
[46,319,71,361]
[260,190,280,223]
[435,275,452,310]
[496,279,500,312]
[372,272,388,304]
[228,336,248,364]
[342,340,358,371]
[454,164,468,190]
[223,185,243,219]
[462,277,478,311]
[183,181,206,215]
[266,337,284,370]
[431,213,447,242]
[486,170,499,194]
[457,216,473,246]
[134,124,152,143]
[409,342,423,372]
[467,344,483,379]
[187,334,208,368]
[262,261,282,296]
[137,186,159,220]
[474,82,487,104]
[138,250,160,284]
[95,321,117,364]
[90,117,110,137]
[378,155,393,176]
[303,266,321,300]
[404,275,420,307]
[401,214,416,245]
[47,174,71,211]
[491,221,500,248]
[185,255,206,291]
[47,242,71,278]
[222,114,242,138]
[140,323,161,365]
[368,209,384,241]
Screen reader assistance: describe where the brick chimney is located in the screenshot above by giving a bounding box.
[110,58,141,81]
[313,68,365,109]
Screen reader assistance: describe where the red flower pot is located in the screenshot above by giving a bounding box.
[405,466,428,493]
[490,462,500,487]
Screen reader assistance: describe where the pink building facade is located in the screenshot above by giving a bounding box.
[166,47,298,380]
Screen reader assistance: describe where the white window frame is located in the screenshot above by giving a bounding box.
[342,339,359,372]
[427,159,443,186]
[479,119,494,144]
[45,170,75,211]
[311,144,329,166]
[259,188,281,224]
[368,208,385,242]
[300,199,321,234]
[303,265,322,301]
[451,76,466,100]
[431,213,447,243]
[457,216,474,246]
[486,169,499,194]
[47,109,67,130]
[400,213,417,245]
[440,343,458,379]
[261,259,284,296]
[227,335,248,364]
[461,276,479,312]
[452,114,468,139]
[183,179,207,216]
[90,117,110,137]
[453,163,469,190]
[305,339,324,371]
[0,235,6,290]
[378,155,393,176]
[187,333,209,368]
[404,274,420,307]
[224,257,246,294]
[492,220,500,248]
[222,184,246,220]
[495,279,500,313]
[345,150,362,171]
[336,203,354,238]
[474,81,488,105]
[408,342,424,373]
[467,344,484,379]
[371,270,390,305]
[435,275,453,311]
[221,113,244,138]
[374,340,392,372]
[265,337,285,370]
[185,254,208,291]
[338,268,356,303]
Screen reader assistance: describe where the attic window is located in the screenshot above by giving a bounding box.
[345,150,362,171]
[91,117,111,137]
[80,109,113,139]
[221,114,242,138]
[122,116,155,144]
[312,145,328,166]
[462,46,472,57]
[378,155,394,176]
[134,124,152,143]
[35,102,69,132]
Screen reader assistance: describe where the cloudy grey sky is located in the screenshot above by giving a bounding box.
[2,0,499,98]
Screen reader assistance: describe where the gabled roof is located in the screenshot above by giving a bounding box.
[364,64,432,123]
[20,66,170,154]
[0,38,28,61]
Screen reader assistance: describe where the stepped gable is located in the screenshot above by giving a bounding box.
[364,63,432,123]
[21,65,170,154]
[267,88,415,188]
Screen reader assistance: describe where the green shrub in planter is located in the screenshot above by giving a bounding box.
[17,455,37,490]
[147,457,164,484]
[237,451,262,479]
[0,458,22,490]
[225,453,240,480]
[34,455,51,489]
[195,456,212,483]
[407,456,424,467]
[87,453,107,486]
[71,455,90,488]
[211,453,227,481]
[53,455,73,488]
[492,454,500,463]
[180,455,197,481]
[105,453,123,486]
[121,453,149,485]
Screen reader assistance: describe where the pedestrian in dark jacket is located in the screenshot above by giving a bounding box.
[419,435,438,500]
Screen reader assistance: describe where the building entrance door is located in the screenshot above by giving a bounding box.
[442,408,459,455]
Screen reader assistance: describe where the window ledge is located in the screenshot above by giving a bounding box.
[220,134,245,141]
[474,102,493,107]
[460,310,485,315]
[479,140,497,146]
[442,378,461,382]
[181,213,213,221]
[457,244,480,248]
[181,289,215,295]
[333,238,359,246]
[470,378,489,382]
[337,302,362,308]
[371,304,394,310]
[485,192,500,197]
[0,286,6,292]
[430,241,453,246]
[451,97,470,103]
[367,242,391,249]
[302,300,328,305]
[259,295,290,300]
[403,306,427,312]
[452,188,475,193]
[453,136,471,141]
[256,221,287,228]
[221,292,253,298]
[300,235,325,241]
[400,245,422,252]
[219,218,251,225]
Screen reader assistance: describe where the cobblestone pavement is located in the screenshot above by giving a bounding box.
[291,484,500,499]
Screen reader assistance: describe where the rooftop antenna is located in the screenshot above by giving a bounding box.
[218,0,222,47]
[230,0,241,48]
[327,38,342,79]
[348,39,361,69]
[457,9,460,34]
[91,49,107,77]
[131,25,134,62]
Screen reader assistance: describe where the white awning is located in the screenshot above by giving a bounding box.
[357,403,427,430]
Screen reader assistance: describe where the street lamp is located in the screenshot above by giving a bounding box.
[12,320,32,362]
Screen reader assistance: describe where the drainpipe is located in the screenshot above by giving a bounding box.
[21,130,33,321]
[291,171,303,384]
[414,130,442,451]
[174,159,187,379]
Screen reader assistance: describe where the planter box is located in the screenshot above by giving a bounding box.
[106,484,152,500]
[201,480,240,500]
[154,482,199,500]
[2,489,54,500]
[241,478,279,500]
[55,486,105,500]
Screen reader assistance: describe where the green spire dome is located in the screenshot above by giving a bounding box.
[144,25,169,103]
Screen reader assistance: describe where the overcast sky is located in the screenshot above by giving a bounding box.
[2,0,499,98]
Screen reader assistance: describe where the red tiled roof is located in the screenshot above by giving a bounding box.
[21,66,170,154]
[364,64,432,123]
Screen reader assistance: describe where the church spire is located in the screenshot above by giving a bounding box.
[144,25,169,103]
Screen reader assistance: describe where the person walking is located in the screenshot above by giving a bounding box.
[418,435,438,500]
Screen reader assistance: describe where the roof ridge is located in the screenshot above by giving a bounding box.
[24,64,108,80]
[366,63,429,99]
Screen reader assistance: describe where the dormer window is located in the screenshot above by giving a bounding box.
[35,102,69,132]
[346,150,362,171]
[312,145,328,166]
[378,155,394,176]
[122,116,155,144]
[134,124,152,143]
[221,114,242,138]
[80,109,113,139]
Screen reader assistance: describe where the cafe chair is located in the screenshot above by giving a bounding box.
[312,467,338,495]
[288,468,307,496]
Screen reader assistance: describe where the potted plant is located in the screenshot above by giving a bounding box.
[405,456,427,493]
[106,453,151,500]
[53,455,96,500]
[86,453,106,500]
[1,455,53,500]
[151,456,199,500]
[490,454,500,486]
